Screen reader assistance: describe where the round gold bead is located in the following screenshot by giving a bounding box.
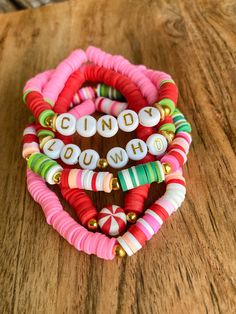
[45,114,57,131]
[113,244,126,258]
[87,218,98,231]
[25,154,31,161]
[97,158,108,169]
[126,212,137,223]
[53,171,62,184]
[110,178,120,191]
[162,162,172,175]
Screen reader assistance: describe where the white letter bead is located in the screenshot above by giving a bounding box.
[97,115,118,138]
[107,147,129,169]
[55,113,76,136]
[146,133,168,156]
[125,139,147,161]
[43,139,64,159]
[138,106,160,127]
[76,115,97,137]
[60,144,81,165]
[79,149,100,170]
[117,109,139,132]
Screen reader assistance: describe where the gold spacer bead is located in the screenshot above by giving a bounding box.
[97,158,108,169]
[53,171,62,184]
[154,103,165,120]
[113,244,126,258]
[39,135,53,149]
[163,106,171,116]
[110,177,120,191]
[159,130,175,144]
[45,114,58,131]
[25,154,31,161]
[162,162,172,175]
[126,212,137,223]
[87,218,98,231]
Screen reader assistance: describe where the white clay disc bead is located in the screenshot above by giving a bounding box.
[60,144,81,165]
[76,115,97,137]
[138,106,160,127]
[106,147,129,169]
[43,139,64,159]
[79,149,100,170]
[125,139,148,161]
[55,113,76,136]
[45,164,63,185]
[117,109,139,132]
[97,115,118,138]
[146,133,168,156]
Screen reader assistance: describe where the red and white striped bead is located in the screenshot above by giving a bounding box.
[98,205,127,236]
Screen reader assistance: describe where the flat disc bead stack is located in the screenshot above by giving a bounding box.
[22,46,192,260]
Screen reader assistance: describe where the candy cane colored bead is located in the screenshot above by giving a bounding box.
[125,139,147,161]
[98,205,127,236]
[79,149,100,170]
[138,106,160,127]
[60,144,81,165]
[146,133,168,156]
[76,115,97,137]
[97,115,118,138]
[55,113,76,136]
[95,97,128,117]
[73,86,95,105]
[43,139,64,159]
[106,147,128,169]
[96,83,124,101]
[117,109,139,132]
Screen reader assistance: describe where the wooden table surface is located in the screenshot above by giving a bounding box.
[0,0,236,313]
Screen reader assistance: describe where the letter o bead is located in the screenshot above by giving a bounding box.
[125,139,148,161]
[97,115,118,138]
[60,144,81,165]
[55,113,76,136]
[138,106,160,127]
[79,149,100,170]
[146,133,168,156]
[43,139,64,159]
[117,109,139,132]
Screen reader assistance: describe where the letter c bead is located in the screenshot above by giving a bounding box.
[55,113,77,136]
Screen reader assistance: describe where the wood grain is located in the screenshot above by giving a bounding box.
[0,0,236,313]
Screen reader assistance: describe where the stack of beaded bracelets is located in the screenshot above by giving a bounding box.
[22,47,192,260]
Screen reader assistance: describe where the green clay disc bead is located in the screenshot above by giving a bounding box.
[158,98,175,115]
[117,161,165,192]
[173,109,192,133]
[96,83,125,101]
[28,153,62,184]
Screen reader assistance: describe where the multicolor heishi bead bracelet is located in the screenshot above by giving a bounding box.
[22,46,192,260]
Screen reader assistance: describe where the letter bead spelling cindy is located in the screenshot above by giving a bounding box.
[79,149,100,170]
[76,115,97,137]
[146,133,168,156]
[55,113,76,136]
[97,115,118,138]
[117,109,139,132]
[60,144,81,165]
[125,139,148,161]
[43,139,64,159]
[107,147,129,169]
[138,106,160,127]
